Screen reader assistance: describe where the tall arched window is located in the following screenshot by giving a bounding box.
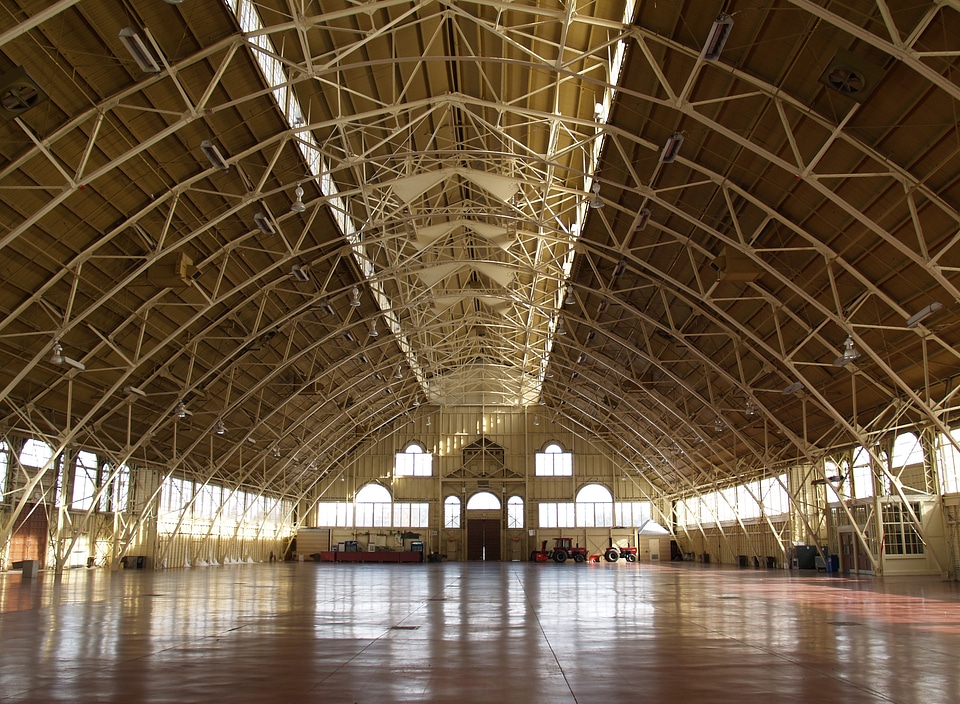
[0,441,7,500]
[395,443,433,476]
[20,438,53,468]
[535,443,572,476]
[466,491,501,510]
[891,432,924,471]
[444,496,461,528]
[356,483,392,527]
[576,484,613,527]
[507,496,524,528]
[852,447,875,499]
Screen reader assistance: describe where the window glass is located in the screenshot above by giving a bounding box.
[20,439,53,467]
[882,502,924,555]
[891,432,924,470]
[575,484,612,527]
[539,502,575,528]
[71,451,98,511]
[852,447,875,499]
[507,496,524,528]
[444,496,461,528]
[466,491,501,510]
[395,443,433,476]
[356,483,391,527]
[0,441,7,499]
[535,443,572,476]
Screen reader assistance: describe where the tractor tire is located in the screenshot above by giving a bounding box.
[625,553,637,563]
[604,549,619,563]
[573,553,586,563]
[553,550,568,563]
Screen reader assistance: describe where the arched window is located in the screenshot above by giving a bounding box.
[395,443,433,476]
[507,496,524,528]
[576,484,613,527]
[444,496,461,528]
[0,441,7,500]
[852,447,875,499]
[71,451,99,511]
[535,443,572,476]
[891,432,924,470]
[20,438,53,468]
[356,483,392,527]
[466,491,501,510]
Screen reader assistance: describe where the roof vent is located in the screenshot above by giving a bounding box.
[818,49,885,102]
[0,66,48,120]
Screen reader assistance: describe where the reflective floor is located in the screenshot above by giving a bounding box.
[1,562,958,703]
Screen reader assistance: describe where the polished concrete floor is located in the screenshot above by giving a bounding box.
[1,562,958,703]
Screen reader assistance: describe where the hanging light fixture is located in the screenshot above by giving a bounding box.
[395,364,403,380]
[291,183,306,213]
[175,400,189,419]
[272,446,281,458]
[660,131,684,163]
[701,13,735,61]
[215,419,226,435]
[833,334,861,367]
[425,416,431,427]
[588,182,604,209]
[745,399,757,417]
[49,339,85,370]
[714,415,725,433]
[350,286,361,306]
[368,319,378,337]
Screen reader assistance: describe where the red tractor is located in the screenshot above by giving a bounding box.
[603,543,639,563]
[530,537,588,563]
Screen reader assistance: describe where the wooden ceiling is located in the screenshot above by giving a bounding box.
[1,0,959,497]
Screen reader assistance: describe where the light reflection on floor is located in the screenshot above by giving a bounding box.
[0,562,958,703]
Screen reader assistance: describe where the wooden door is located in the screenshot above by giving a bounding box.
[467,519,501,561]
[839,531,854,572]
[8,505,48,568]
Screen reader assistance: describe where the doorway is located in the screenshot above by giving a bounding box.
[839,528,873,574]
[467,519,501,561]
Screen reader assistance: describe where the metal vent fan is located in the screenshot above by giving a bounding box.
[818,49,885,103]
[0,66,49,120]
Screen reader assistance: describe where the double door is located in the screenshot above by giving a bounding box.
[466,518,501,561]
